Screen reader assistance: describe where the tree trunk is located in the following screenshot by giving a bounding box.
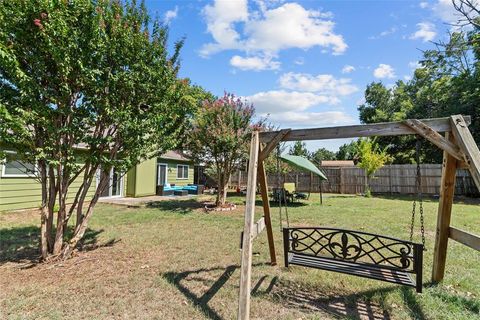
[216,172,229,207]
[39,163,49,260]
[61,170,109,259]
[53,172,67,255]
[46,165,56,252]
[217,183,228,206]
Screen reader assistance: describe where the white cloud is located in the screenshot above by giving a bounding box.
[164,6,178,24]
[266,111,354,127]
[230,55,280,71]
[419,2,429,9]
[410,22,436,42]
[369,26,397,40]
[245,90,337,114]
[200,1,347,58]
[408,61,421,69]
[404,75,412,81]
[373,64,396,79]
[341,65,355,74]
[432,0,479,27]
[244,3,347,55]
[200,0,248,56]
[432,0,459,24]
[294,57,305,65]
[279,72,358,96]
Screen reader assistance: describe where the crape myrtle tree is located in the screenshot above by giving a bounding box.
[0,0,196,260]
[187,93,263,207]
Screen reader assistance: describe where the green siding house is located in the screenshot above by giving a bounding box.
[126,151,194,197]
[0,150,194,211]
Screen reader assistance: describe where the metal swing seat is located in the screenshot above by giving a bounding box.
[278,139,426,293]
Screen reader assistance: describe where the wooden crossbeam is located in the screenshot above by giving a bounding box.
[450,115,480,192]
[449,227,480,251]
[259,116,471,143]
[258,129,290,162]
[403,119,464,161]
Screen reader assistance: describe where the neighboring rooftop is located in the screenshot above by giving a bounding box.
[159,150,191,162]
[320,160,355,167]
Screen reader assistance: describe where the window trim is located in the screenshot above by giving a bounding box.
[176,164,189,180]
[1,151,38,178]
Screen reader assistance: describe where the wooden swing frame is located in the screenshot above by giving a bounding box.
[237,114,480,320]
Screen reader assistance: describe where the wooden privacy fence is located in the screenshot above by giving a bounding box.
[230,164,479,196]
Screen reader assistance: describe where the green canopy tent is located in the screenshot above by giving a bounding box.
[279,154,327,203]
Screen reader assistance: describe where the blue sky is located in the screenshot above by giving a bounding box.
[145,0,463,152]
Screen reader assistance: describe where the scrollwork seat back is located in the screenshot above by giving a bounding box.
[289,228,414,270]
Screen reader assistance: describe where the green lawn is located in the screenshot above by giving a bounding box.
[0,194,479,319]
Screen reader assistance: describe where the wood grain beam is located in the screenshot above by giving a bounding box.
[449,227,480,251]
[258,129,291,162]
[432,132,458,283]
[450,115,480,193]
[238,131,260,320]
[258,157,277,265]
[259,116,471,143]
[403,119,464,161]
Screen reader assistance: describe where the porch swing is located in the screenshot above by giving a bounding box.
[239,116,480,320]
[279,137,425,293]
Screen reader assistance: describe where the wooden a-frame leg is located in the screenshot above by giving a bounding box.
[258,151,276,266]
[432,132,458,282]
[238,131,260,320]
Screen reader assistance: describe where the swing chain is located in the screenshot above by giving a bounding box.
[410,136,426,248]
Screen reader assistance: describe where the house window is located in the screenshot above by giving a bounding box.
[177,164,189,179]
[2,153,36,177]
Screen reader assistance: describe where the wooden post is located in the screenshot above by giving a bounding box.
[319,181,323,205]
[432,132,458,282]
[258,151,277,266]
[238,131,260,320]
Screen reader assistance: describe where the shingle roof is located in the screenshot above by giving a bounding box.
[159,150,191,162]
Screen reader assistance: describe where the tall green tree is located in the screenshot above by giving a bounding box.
[311,147,336,165]
[0,0,195,259]
[187,93,260,206]
[288,141,310,158]
[358,0,480,164]
[336,141,359,161]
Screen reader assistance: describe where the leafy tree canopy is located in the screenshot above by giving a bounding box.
[358,1,479,164]
[0,0,196,259]
[187,93,261,206]
[311,147,336,165]
[288,141,310,158]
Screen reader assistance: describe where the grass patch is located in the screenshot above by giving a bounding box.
[0,194,479,319]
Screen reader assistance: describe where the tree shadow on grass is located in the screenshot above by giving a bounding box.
[0,225,114,267]
[162,263,269,320]
[272,278,427,320]
[146,199,205,214]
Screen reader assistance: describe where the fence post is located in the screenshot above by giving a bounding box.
[389,166,393,195]
[339,168,344,194]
